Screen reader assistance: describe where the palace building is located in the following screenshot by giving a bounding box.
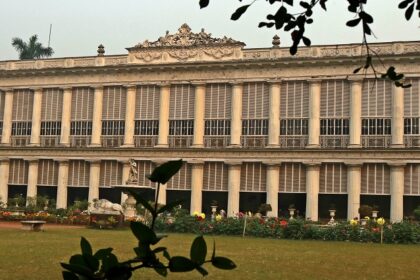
[0,24,419,221]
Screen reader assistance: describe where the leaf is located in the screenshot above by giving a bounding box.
[157,200,184,214]
[399,0,413,9]
[62,271,78,280]
[300,1,310,9]
[106,265,132,279]
[211,257,237,270]
[258,22,275,28]
[405,3,415,20]
[153,247,167,254]
[353,67,362,74]
[199,0,209,9]
[80,237,92,256]
[163,250,171,261]
[346,18,361,27]
[154,264,168,277]
[290,44,298,55]
[94,248,113,260]
[231,5,250,21]
[320,0,328,11]
[60,263,94,277]
[363,22,371,35]
[69,255,86,266]
[360,11,373,24]
[169,256,196,272]
[130,221,158,244]
[196,266,209,276]
[102,253,119,273]
[147,159,183,185]
[283,0,293,5]
[83,254,100,272]
[127,190,154,213]
[302,36,311,47]
[190,236,207,265]
[402,83,412,88]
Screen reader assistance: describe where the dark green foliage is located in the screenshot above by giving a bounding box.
[11,35,54,60]
[61,160,235,279]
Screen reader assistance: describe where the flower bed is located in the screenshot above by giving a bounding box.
[0,210,90,225]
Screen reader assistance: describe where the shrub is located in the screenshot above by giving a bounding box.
[413,206,420,221]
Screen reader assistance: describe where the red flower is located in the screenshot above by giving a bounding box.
[372,227,380,233]
[280,220,288,227]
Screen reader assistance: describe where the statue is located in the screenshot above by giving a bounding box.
[92,199,123,214]
[126,159,138,184]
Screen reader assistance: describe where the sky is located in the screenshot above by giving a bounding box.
[0,0,419,60]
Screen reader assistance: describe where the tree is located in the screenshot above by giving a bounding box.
[199,0,419,88]
[11,34,54,60]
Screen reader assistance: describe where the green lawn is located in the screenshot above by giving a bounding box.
[0,227,419,280]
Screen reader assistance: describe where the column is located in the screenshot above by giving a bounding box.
[88,160,101,205]
[390,163,405,223]
[123,85,136,147]
[307,80,321,148]
[60,87,72,147]
[121,161,130,204]
[346,162,362,220]
[0,159,10,205]
[230,83,242,147]
[265,162,280,217]
[29,88,42,146]
[305,162,320,221]
[391,86,404,148]
[1,89,13,145]
[56,160,69,209]
[227,161,241,217]
[192,84,205,148]
[348,79,362,148]
[156,84,170,148]
[90,86,103,147]
[267,81,281,147]
[190,162,204,214]
[27,159,38,200]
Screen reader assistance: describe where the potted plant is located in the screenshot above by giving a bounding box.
[210,200,218,220]
[258,203,272,217]
[288,204,296,219]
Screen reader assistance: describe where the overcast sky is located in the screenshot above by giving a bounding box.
[0,0,418,60]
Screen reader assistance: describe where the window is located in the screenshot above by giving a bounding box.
[362,118,391,135]
[11,122,31,136]
[205,120,231,136]
[169,120,193,136]
[71,121,92,136]
[320,119,349,135]
[102,120,125,136]
[41,121,61,136]
[280,119,308,135]
[242,119,268,135]
[134,120,159,135]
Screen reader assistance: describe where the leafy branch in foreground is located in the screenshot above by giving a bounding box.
[61,159,236,279]
[199,0,418,88]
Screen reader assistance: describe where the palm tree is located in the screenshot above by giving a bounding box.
[11,35,54,60]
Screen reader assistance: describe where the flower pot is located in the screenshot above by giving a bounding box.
[288,208,295,220]
[211,205,218,221]
[372,210,379,219]
[328,209,336,225]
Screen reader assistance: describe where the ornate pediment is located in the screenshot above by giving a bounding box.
[127,24,245,64]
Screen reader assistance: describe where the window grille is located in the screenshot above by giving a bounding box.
[71,87,94,121]
[134,120,159,135]
[68,160,90,187]
[361,118,391,135]
[404,164,420,195]
[99,161,123,187]
[279,163,306,193]
[0,90,5,121]
[204,120,231,136]
[41,88,62,121]
[280,119,308,135]
[169,120,194,135]
[135,85,159,120]
[11,122,31,136]
[169,85,194,120]
[71,121,92,135]
[136,161,156,188]
[37,159,58,186]
[361,163,390,194]
[240,162,266,192]
[319,163,347,193]
[102,120,125,135]
[102,86,126,120]
[8,159,28,185]
[203,162,228,191]
[166,163,191,190]
[242,83,269,134]
[205,84,231,136]
[362,80,392,117]
[242,119,269,135]
[403,78,420,118]
[320,119,350,135]
[41,121,61,136]
[280,81,309,119]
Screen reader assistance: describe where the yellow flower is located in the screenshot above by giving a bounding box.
[200,213,206,219]
[364,216,370,220]
[350,219,358,226]
[215,214,222,221]
[377,217,385,226]
[193,211,199,217]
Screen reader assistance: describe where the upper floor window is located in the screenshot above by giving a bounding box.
[280,119,308,135]
[362,118,391,135]
[320,119,349,135]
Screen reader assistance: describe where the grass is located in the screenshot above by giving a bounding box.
[0,226,419,280]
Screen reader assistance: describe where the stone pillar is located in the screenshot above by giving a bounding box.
[1,89,13,145]
[227,161,241,217]
[348,79,362,148]
[29,88,43,146]
[346,162,362,220]
[192,84,206,148]
[0,159,10,205]
[56,160,69,209]
[230,83,243,147]
[305,162,320,221]
[90,86,103,147]
[267,81,281,147]
[391,86,404,148]
[390,163,405,223]
[190,162,204,214]
[88,160,101,204]
[123,85,136,147]
[26,159,39,201]
[265,162,280,217]
[156,84,170,148]
[307,80,321,148]
[60,87,72,147]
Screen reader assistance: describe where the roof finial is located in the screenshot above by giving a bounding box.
[97,44,105,56]
[272,35,280,48]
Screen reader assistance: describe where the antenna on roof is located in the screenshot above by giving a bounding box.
[48,24,52,48]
